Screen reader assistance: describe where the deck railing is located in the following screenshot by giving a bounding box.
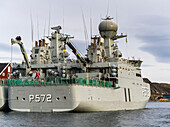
[0,78,119,89]
[0,78,120,89]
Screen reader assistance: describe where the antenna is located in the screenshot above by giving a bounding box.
[63,8,65,34]
[106,0,110,17]
[10,42,13,69]
[37,15,39,41]
[30,11,34,48]
[90,8,92,44]
[81,8,89,49]
[48,8,51,37]
[43,20,46,38]
[125,33,129,58]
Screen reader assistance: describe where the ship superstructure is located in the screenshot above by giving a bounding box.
[7,17,150,112]
[11,26,83,79]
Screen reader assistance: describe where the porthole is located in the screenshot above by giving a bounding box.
[64,96,66,100]
[56,97,60,101]
[16,97,18,100]
[22,98,25,101]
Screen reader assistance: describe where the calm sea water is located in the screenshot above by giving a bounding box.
[0,102,169,127]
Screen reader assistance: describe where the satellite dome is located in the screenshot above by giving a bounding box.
[99,18,118,38]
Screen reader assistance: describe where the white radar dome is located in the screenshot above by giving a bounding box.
[99,18,118,38]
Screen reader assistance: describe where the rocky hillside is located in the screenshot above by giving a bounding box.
[143,78,170,101]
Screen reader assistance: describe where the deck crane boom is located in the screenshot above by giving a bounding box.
[11,36,32,75]
[64,37,87,66]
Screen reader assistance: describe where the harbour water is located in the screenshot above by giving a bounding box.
[0,102,169,127]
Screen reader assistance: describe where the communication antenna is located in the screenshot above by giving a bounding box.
[106,0,110,17]
[30,11,34,48]
[43,20,46,38]
[37,16,39,41]
[90,8,92,44]
[10,43,13,69]
[48,9,51,37]
[63,8,65,34]
[81,8,89,49]
[125,33,129,58]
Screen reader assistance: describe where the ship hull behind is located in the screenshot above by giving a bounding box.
[8,84,149,112]
[0,86,9,111]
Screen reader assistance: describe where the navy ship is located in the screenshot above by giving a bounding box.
[7,17,150,112]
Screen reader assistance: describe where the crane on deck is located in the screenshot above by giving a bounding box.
[63,37,88,66]
[11,36,32,75]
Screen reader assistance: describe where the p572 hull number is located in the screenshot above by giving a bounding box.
[29,94,52,103]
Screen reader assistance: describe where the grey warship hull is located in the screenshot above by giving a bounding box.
[8,78,150,112]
